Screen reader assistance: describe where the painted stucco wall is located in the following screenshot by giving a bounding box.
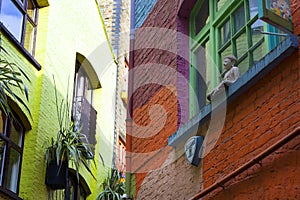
[1,0,116,199]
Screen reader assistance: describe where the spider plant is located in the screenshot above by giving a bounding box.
[96,168,125,200]
[0,44,31,117]
[45,76,95,183]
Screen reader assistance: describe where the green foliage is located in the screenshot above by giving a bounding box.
[97,168,125,200]
[0,43,31,118]
[45,76,95,182]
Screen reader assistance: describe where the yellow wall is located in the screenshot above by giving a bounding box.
[1,0,117,199]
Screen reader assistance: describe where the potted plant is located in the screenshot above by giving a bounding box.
[45,77,95,190]
[96,168,126,200]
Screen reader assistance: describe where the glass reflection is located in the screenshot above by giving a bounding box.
[0,0,24,42]
[6,148,21,193]
[10,119,23,147]
[0,139,6,186]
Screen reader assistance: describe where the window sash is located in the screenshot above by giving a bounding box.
[0,0,38,55]
[0,113,24,195]
[189,0,290,117]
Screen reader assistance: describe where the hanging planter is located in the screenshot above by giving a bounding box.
[44,76,95,190]
[45,160,67,190]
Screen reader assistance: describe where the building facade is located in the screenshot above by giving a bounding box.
[0,0,117,199]
[99,0,130,174]
[127,0,300,199]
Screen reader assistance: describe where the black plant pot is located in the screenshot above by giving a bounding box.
[45,160,67,190]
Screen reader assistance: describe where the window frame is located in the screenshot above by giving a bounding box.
[72,60,97,158]
[67,173,87,200]
[0,111,25,200]
[0,0,38,55]
[189,0,292,117]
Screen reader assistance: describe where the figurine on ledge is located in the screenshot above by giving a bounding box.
[207,55,240,101]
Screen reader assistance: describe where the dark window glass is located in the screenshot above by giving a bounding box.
[72,61,96,156]
[234,5,245,33]
[6,148,21,193]
[68,174,87,200]
[220,19,231,46]
[195,0,209,35]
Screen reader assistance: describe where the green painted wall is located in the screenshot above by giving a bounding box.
[1,0,117,199]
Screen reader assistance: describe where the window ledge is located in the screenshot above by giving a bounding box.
[0,23,41,71]
[0,188,23,200]
[168,35,299,146]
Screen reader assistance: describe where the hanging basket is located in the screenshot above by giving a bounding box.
[45,160,67,190]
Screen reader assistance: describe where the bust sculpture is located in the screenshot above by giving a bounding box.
[207,55,240,101]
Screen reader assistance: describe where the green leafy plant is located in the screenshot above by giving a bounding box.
[0,44,31,117]
[97,168,126,200]
[45,76,95,183]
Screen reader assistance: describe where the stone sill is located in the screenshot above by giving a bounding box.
[168,34,299,147]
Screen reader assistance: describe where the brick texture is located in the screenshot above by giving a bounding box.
[130,0,300,199]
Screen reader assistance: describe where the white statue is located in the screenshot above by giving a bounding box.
[207,55,240,101]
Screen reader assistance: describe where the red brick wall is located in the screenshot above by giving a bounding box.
[130,0,182,197]
[291,0,300,35]
[202,52,300,199]
[130,0,300,199]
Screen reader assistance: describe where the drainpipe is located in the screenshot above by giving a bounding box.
[190,126,300,200]
[126,0,135,198]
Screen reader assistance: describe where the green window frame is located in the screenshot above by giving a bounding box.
[189,0,290,118]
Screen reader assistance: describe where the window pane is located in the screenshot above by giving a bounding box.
[195,0,209,35]
[253,42,266,65]
[10,119,23,147]
[6,148,21,193]
[235,32,247,58]
[0,0,24,42]
[234,5,245,33]
[217,0,228,11]
[195,40,210,108]
[251,19,264,46]
[27,0,37,20]
[238,56,249,75]
[17,0,24,4]
[220,20,231,46]
[220,45,232,74]
[24,20,35,54]
[0,139,6,185]
[249,0,259,19]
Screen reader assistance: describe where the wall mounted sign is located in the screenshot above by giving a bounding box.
[258,0,293,32]
[184,136,204,166]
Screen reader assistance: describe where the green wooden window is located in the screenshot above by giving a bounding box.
[189,0,290,118]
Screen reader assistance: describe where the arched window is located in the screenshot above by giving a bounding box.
[72,58,98,157]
